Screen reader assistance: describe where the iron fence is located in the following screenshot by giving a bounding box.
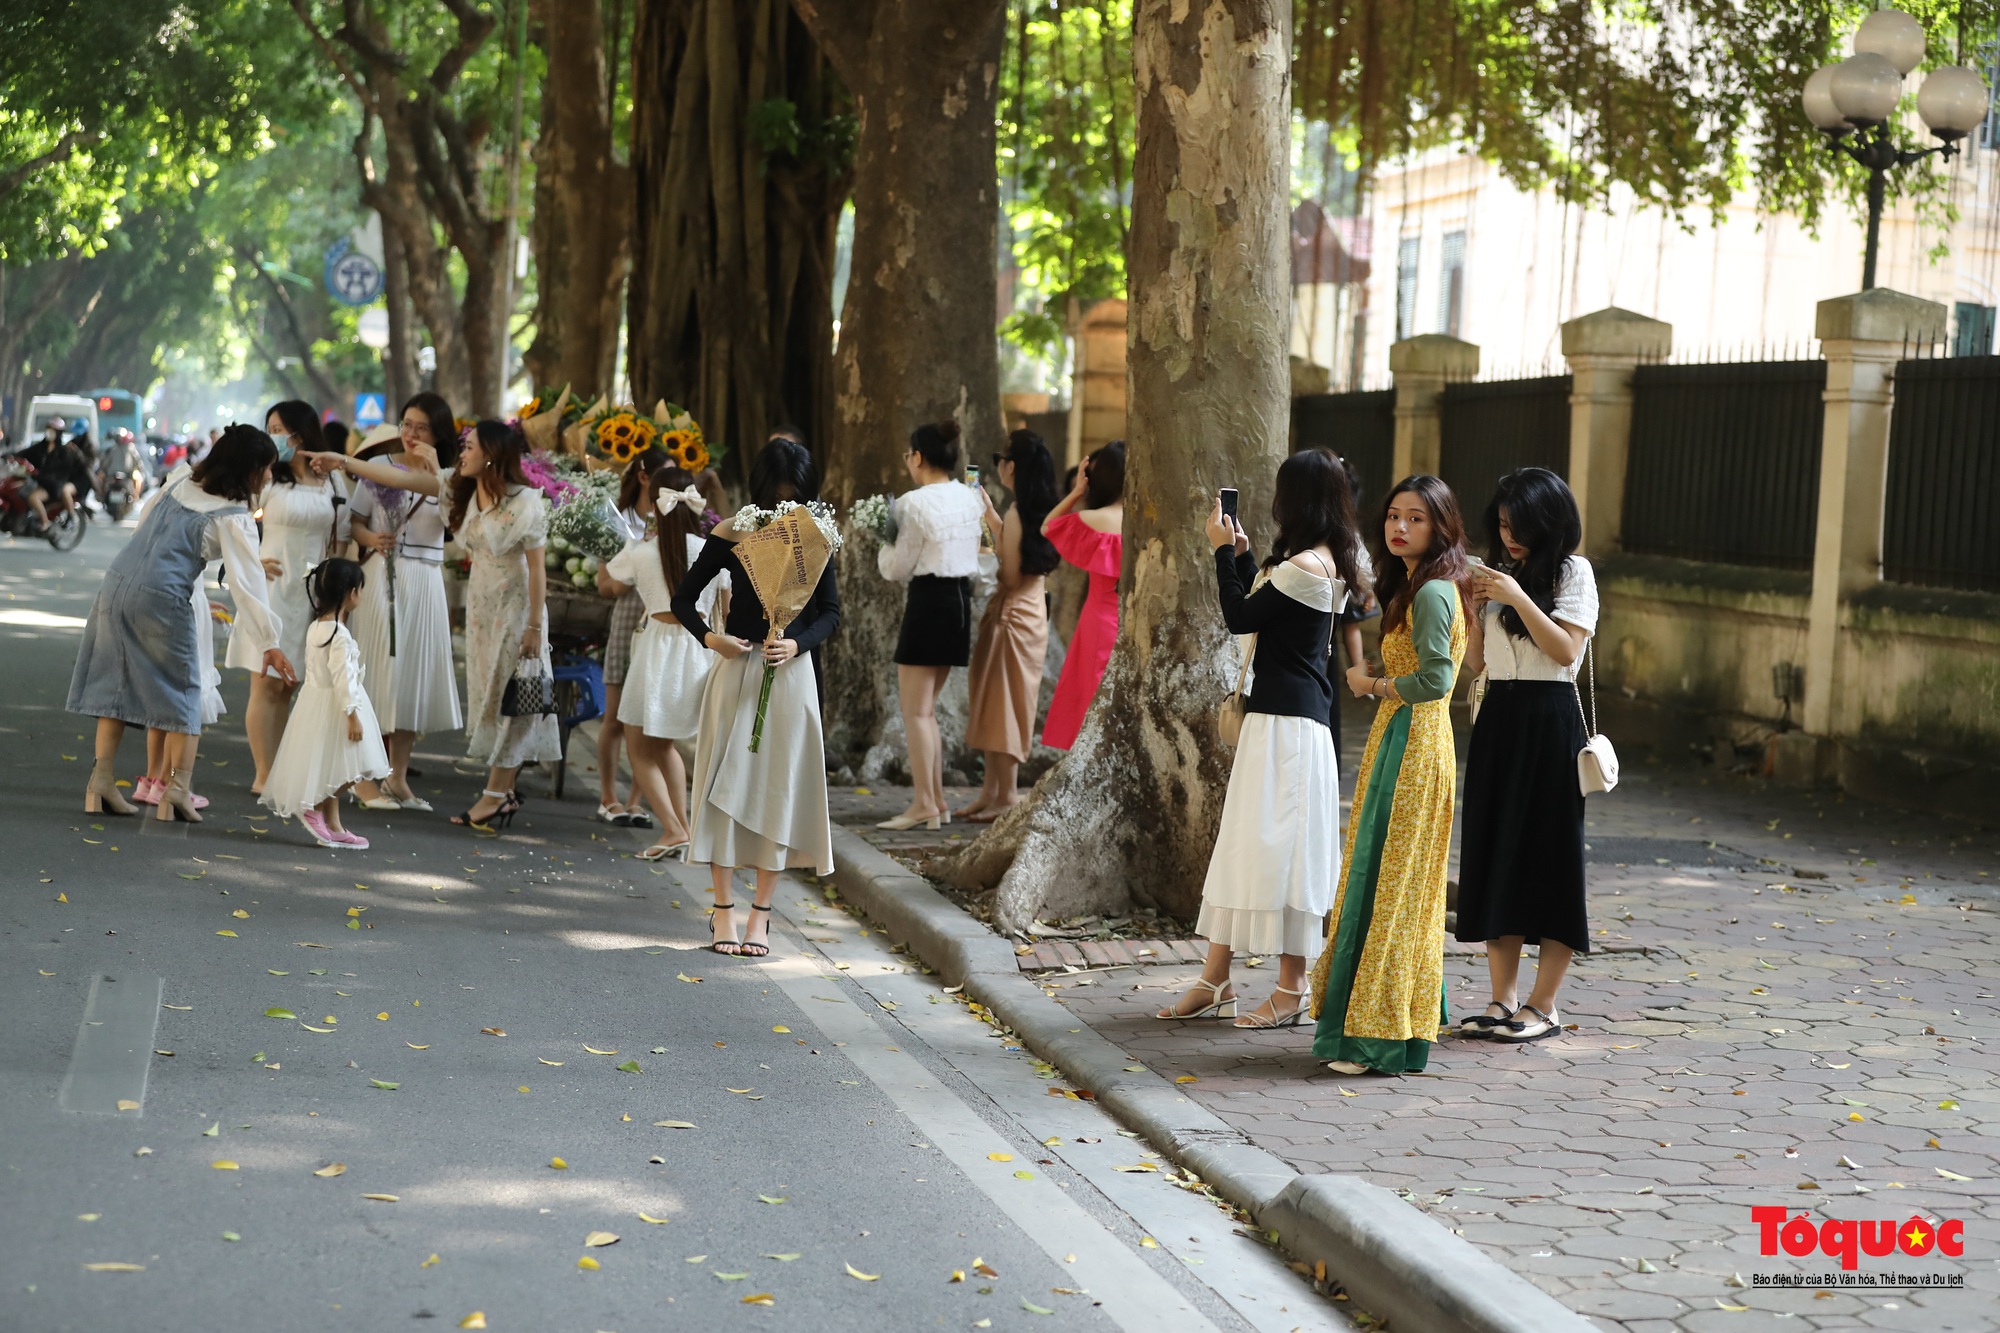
[1883,355,2000,592]
[1621,361,1825,570]
[1291,389,1395,515]
[1438,376,1571,542]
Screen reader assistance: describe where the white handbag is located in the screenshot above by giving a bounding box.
[1574,641,1618,795]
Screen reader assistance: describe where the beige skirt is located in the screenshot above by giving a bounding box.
[687,651,834,875]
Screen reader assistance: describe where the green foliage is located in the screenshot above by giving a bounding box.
[998,0,1133,362]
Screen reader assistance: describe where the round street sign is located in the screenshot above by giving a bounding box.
[324,238,384,307]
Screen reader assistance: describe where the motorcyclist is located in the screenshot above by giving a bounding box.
[100,427,147,505]
[20,418,89,532]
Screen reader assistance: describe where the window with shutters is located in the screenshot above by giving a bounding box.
[1396,236,1421,341]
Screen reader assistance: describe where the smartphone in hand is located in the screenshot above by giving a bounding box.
[966,463,981,489]
[1218,488,1239,522]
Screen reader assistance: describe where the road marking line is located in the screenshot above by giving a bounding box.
[58,973,164,1115]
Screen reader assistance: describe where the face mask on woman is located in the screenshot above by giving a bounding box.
[271,432,295,463]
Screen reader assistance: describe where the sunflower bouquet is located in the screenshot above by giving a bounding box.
[593,409,659,466]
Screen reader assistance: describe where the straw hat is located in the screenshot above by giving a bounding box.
[349,423,402,459]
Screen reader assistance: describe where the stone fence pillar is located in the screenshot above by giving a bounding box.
[1389,334,1479,479]
[1795,289,1946,754]
[1561,307,1671,558]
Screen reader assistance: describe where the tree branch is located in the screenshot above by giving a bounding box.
[287,0,373,109]
[429,0,498,94]
[334,0,407,75]
[790,0,875,80]
[0,130,105,206]
[240,244,343,407]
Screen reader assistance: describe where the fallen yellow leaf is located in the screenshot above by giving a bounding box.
[83,1262,145,1273]
[742,1294,775,1306]
[230,909,249,919]
[116,1099,140,1112]
[406,1043,430,1050]
[538,1058,564,1066]
[949,1269,966,1283]
[1174,1075,1198,1084]
[577,1255,601,1271]
[458,1314,487,1329]
[726,1087,755,1095]
[585,1231,619,1247]
[215,930,238,938]
[654,1120,697,1129]
[300,1024,335,1033]
[637,1213,670,1224]
[313,1163,347,1178]
[361,1193,399,1202]
[376,1013,389,1021]
[584,1045,618,1055]
[550,1157,569,1170]
[988,1152,1014,1162]
[772,1025,791,1034]
[1139,1236,1160,1249]
[212,1160,239,1170]
[845,1262,880,1281]
[420,1254,440,1268]
[677,973,703,984]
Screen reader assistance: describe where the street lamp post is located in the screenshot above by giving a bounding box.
[1800,8,1991,290]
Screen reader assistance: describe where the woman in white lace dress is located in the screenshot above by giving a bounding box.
[244,401,349,795]
[320,419,557,831]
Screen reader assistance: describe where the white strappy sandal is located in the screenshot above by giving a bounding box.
[1154,977,1236,1021]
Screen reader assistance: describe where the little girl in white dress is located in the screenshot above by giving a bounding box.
[261,558,391,848]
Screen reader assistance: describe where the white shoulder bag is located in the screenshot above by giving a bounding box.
[1574,640,1618,795]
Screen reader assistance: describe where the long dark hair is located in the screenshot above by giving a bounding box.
[1374,474,1469,632]
[1084,439,1126,509]
[1003,430,1060,577]
[1484,466,1581,640]
[305,556,366,647]
[447,420,531,531]
[749,436,819,508]
[1266,449,1365,598]
[189,424,277,503]
[649,464,703,595]
[402,392,459,469]
[618,447,667,513]
[265,400,326,485]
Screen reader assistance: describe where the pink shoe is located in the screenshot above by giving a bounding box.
[327,827,369,849]
[132,777,161,805]
[299,810,339,847]
[181,789,211,811]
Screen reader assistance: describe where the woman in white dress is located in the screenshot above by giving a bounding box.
[377,393,464,807]
[597,464,723,859]
[319,418,556,830]
[1157,450,1364,1029]
[875,419,984,829]
[260,557,391,848]
[245,401,349,795]
[671,439,839,957]
[595,451,665,827]
[343,424,415,808]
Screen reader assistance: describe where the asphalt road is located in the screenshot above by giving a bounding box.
[0,522,1334,1333]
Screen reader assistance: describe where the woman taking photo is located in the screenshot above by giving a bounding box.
[343,423,412,809]
[1308,474,1469,1076]
[69,425,292,821]
[1455,467,1598,1044]
[595,447,668,827]
[246,401,348,795]
[598,463,721,860]
[875,419,983,830]
[1040,439,1124,750]
[672,439,840,958]
[318,419,558,830]
[1158,451,1363,1029]
[960,430,1058,822]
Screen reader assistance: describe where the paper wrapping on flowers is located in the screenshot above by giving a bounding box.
[520,386,572,454]
[547,475,627,562]
[734,508,835,645]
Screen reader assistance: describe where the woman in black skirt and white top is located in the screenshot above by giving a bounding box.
[876,419,984,830]
[1158,450,1363,1029]
[1455,467,1599,1043]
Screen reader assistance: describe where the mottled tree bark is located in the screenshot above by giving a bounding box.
[792,0,1008,767]
[628,0,846,474]
[946,0,1294,930]
[527,0,631,397]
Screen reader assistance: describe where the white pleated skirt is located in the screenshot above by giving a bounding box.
[616,617,711,741]
[193,581,225,727]
[349,557,396,732]
[687,652,833,876]
[392,560,462,734]
[1194,711,1340,959]
[259,685,391,819]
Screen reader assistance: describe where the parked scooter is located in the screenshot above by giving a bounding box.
[102,468,136,521]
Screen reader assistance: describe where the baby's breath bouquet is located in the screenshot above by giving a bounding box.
[848,493,898,544]
[729,500,843,751]
[547,469,626,564]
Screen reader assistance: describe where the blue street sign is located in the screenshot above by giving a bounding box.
[354,393,387,429]
[324,238,384,307]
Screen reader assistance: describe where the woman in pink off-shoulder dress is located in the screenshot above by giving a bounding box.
[1039,439,1124,750]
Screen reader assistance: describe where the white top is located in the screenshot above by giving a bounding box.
[1481,555,1598,682]
[305,620,369,716]
[384,464,451,563]
[877,481,984,581]
[158,468,283,670]
[606,533,726,623]
[613,506,646,542]
[1268,556,1348,613]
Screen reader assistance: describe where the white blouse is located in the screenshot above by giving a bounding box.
[877,481,984,581]
[158,468,283,671]
[1481,556,1599,682]
[606,533,726,623]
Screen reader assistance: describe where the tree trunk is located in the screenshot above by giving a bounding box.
[381,220,417,413]
[527,0,632,397]
[945,0,1294,931]
[792,0,1008,769]
[628,0,846,471]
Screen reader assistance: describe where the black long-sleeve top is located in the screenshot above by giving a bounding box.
[1215,546,1337,727]
[672,532,842,652]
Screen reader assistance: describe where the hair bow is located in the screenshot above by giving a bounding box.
[657,484,706,514]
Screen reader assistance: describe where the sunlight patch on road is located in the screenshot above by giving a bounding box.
[0,608,87,628]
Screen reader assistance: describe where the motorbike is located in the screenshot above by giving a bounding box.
[0,460,88,551]
[102,469,135,522]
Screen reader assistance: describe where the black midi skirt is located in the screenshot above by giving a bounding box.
[1453,679,1590,953]
[893,574,973,667]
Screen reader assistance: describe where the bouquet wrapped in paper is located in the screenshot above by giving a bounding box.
[848,493,898,543]
[547,469,627,564]
[518,386,573,455]
[731,500,842,752]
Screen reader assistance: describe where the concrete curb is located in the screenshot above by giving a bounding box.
[825,824,1597,1333]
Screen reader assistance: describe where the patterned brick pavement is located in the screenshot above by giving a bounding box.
[832,757,1999,1332]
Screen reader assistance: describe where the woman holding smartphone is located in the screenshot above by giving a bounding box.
[1455,467,1598,1044]
[1308,474,1469,1075]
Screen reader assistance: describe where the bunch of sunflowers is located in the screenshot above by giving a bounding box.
[593,410,659,465]
[658,405,709,474]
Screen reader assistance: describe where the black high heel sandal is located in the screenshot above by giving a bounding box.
[737,903,774,958]
[708,901,742,955]
[450,789,509,831]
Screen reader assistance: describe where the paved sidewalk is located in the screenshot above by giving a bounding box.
[833,757,2000,1333]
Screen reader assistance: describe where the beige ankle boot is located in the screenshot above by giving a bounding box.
[85,758,137,816]
[157,767,203,823]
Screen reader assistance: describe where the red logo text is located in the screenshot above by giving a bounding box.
[1752,1207,1965,1271]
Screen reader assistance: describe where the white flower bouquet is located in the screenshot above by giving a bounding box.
[730,500,842,751]
[848,493,897,543]
[547,470,627,564]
